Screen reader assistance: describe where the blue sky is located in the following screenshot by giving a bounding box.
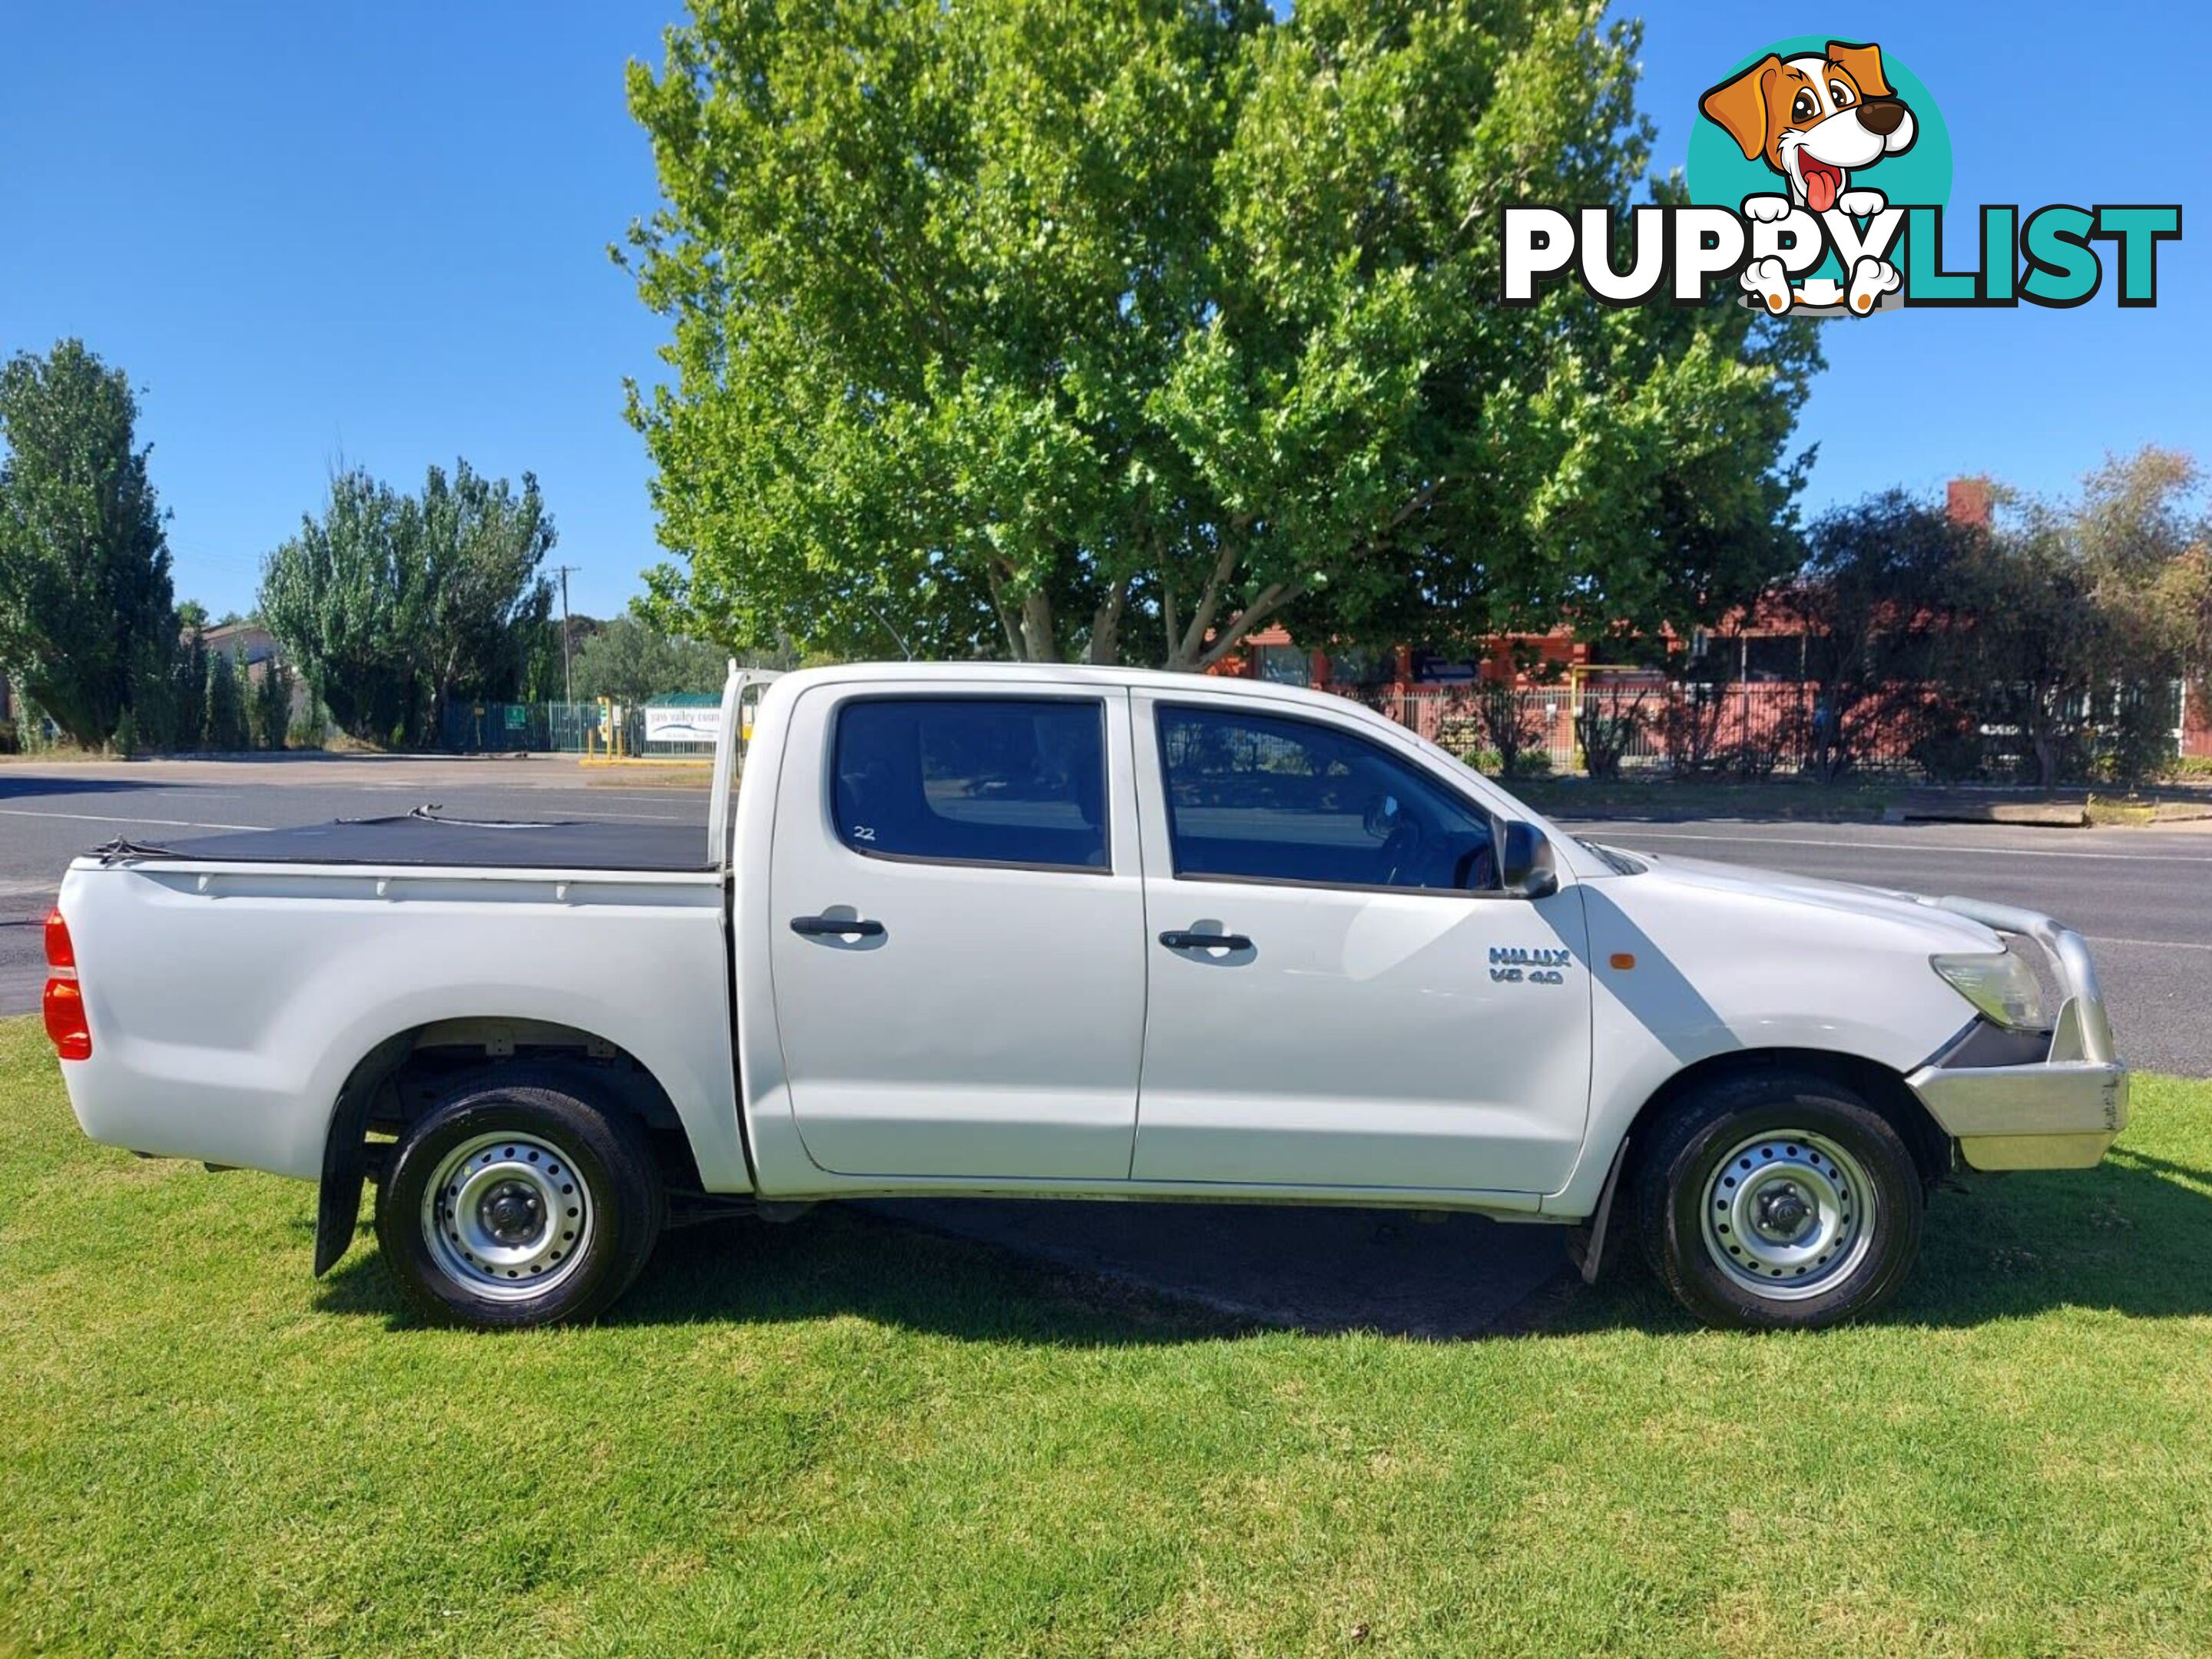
[1,2,2202,623]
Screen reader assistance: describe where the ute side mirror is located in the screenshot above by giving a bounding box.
[1497,820,1558,899]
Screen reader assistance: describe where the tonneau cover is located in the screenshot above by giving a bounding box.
[99,810,713,873]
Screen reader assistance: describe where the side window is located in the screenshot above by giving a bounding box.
[833,698,1110,870]
[1157,705,1497,892]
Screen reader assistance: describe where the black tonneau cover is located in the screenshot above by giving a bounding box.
[99,809,714,873]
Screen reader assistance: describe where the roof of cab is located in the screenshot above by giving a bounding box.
[761,659,1380,719]
[726,657,1605,881]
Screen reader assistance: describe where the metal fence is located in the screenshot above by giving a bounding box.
[439,681,2190,780]
[1343,678,2194,780]
[1339,681,1939,780]
[439,701,717,760]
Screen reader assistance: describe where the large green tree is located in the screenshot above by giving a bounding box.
[1784,454,2206,788]
[203,648,247,752]
[259,470,422,743]
[1779,492,1978,783]
[0,340,177,744]
[172,618,210,749]
[1951,452,2206,787]
[260,462,555,746]
[571,615,732,706]
[412,462,557,735]
[622,0,1816,668]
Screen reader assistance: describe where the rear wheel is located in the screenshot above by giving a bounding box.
[374,1070,665,1330]
[1634,1069,1924,1331]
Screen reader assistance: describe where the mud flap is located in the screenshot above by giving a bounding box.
[313,1035,412,1277]
[1563,1135,1629,1285]
[313,1082,374,1277]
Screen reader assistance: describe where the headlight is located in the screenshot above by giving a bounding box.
[1931,950,2047,1031]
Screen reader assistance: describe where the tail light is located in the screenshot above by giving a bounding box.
[43,908,91,1061]
[45,908,75,969]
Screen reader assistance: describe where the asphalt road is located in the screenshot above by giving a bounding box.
[5,757,2209,1074]
[0,755,715,1018]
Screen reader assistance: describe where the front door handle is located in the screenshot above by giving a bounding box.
[790,914,886,939]
[1158,929,1252,952]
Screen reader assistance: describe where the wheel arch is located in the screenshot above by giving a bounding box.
[1624,1047,1954,1190]
[315,1017,710,1277]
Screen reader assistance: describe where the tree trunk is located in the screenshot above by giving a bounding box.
[2033,731,2061,791]
[1083,581,1129,667]
[1170,542,1241,668]
[1163,581,1301,673]
[1019,590,1058,662]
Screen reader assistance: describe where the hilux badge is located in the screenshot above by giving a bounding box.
[1489,945,1570,985]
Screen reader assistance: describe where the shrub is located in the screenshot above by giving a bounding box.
[1475,684,1545,781]
[1658,685,1731,777]
[2091,690,2180,789]
[250,658,293,751]
[1907,715,1988,784]
[1574,690,1647,781]
[1722,737,1783,780]
[203,652,247,750]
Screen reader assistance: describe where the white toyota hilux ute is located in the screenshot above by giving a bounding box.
[47,663,2127,1331]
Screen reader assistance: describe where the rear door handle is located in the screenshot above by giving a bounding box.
[790,914,886,938]
[1158,929,1252,952]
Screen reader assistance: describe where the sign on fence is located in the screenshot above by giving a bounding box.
[644,702,723,745]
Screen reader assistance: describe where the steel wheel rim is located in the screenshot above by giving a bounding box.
[420,1131,594,1300]
[1699,1129,1876,1301]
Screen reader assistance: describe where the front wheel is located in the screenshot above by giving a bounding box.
[374,1070,666,1330]
[1634,1070,1925,1331]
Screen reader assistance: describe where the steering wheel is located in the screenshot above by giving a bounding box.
[1455,838,1498,891]
[1379,816,1426,886]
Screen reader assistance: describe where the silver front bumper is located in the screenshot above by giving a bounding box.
[1905,896,2128,1171]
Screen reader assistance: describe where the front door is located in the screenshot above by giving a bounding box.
[1131,694,1593,1195]
[767,684,1147,1181]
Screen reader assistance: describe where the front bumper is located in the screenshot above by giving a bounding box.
[1904,896,2127,1171]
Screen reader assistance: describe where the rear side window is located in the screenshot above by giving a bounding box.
[833,697,1110,871]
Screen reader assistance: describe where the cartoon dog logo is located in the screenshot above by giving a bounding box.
[1700,41,1917,315]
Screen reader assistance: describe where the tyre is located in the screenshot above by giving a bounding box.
[1634,1068,1924,1331]
[373,1068,667,1330]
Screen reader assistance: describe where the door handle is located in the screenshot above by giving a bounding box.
[1158,929,1252,952]
[790,914,886,939]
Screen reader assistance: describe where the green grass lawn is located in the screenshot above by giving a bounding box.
[5,1016,2212,1657]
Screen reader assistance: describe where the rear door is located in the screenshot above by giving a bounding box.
[765,683,1147,1180]
[1130,691,1594,1194]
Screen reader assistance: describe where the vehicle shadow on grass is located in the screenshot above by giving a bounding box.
[311,1147,2212,1342]
[311,1202,1260,1345]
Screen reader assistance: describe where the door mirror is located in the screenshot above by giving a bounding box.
[1497,820,1557,899]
